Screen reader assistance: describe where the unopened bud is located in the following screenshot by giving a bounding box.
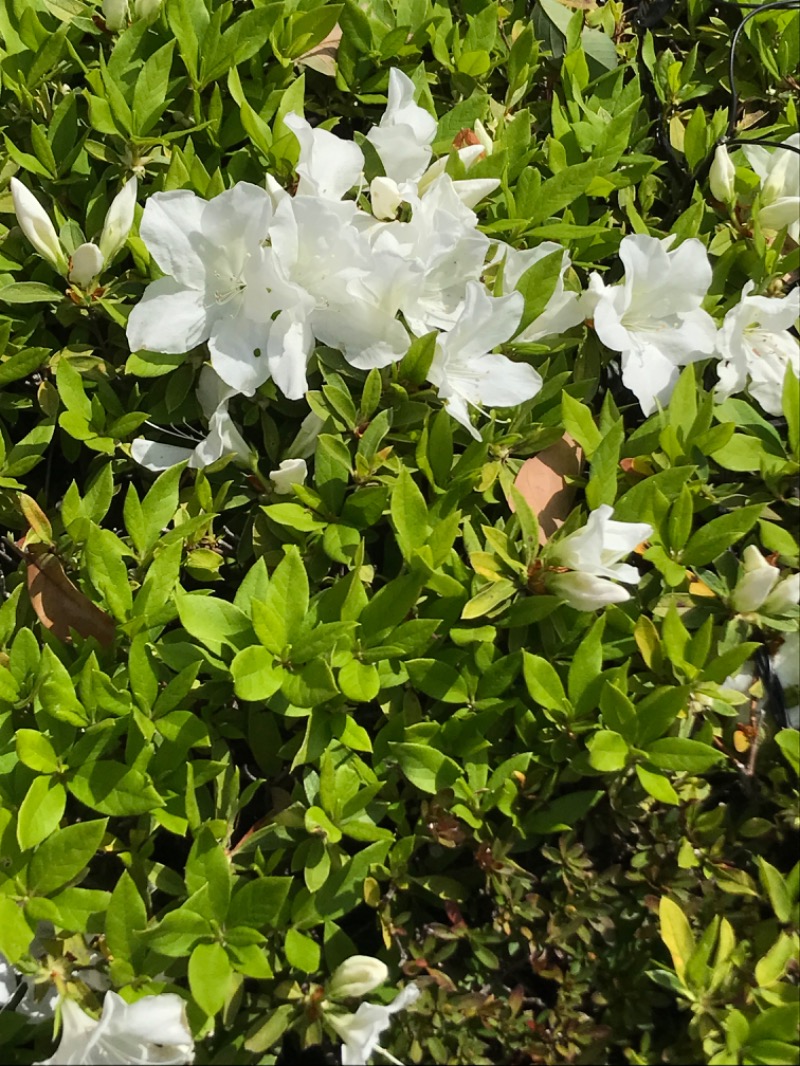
[99,178,137,264]
[709,144,736,204]
[370,176,402,221]
[10,178,67,272]
[69,242,105,288]
[327,956,389,999]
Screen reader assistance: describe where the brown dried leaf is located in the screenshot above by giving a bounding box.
[509,434,583,545]
[26,545,115,648]
[297,24,342,77]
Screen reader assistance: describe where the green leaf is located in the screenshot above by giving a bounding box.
[524,790,603,834]
[232,645,281,702]
[106,871,148,966]
[561,393,601,458]
[85,525,132,621]
[16,729,59,773]
[338,660,380,703]
[659,896,694,979]
[389,743,462,793]
[0,896,35,964]
[683,504,763,566]
[17,777,66,850]
[645,737,725,773]
[0,282,63,304]
[522,652,567,712]
[635,764,680,805]
[176,593,252,655]
[285,928,321,973]
[189,941,232,1016]
[757,858,792,924]
[27,819,107,895]
[132,40,175,136]
[587,729,629,772]
[391,467,430,559]
[68,762,164,816]
[228,877,292,930]
[405,659,470,704]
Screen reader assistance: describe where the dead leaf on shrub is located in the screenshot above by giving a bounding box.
[297,24,342,77]
[25,544,115,648]
[509,434,583,544]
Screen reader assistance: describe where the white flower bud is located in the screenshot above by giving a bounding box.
[10,179,67,272]
[102,0,129,31]
[370,176,402,221]
[269,458,307,494]
[709,145,736,204]
[68,242,105,288]
[763,572,800,616]
[134,0,162,17]
[473,119,493,156]
[327,956,389,1000]
[547,570,631,612]
[99,178,137,264]
[731,545,779,614]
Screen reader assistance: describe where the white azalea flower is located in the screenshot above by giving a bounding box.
[743,134,800,243]
[99,178,138,264]
[10,178,68,272]
[268,194,409,388]
[327,956,389,1000]
[68,243,105,288]
[370,175,490,335]
[497,241,584,341]
[36,992,194,1065]
[284,113,364,201]
[366,69,437,184]
[587,234,717,415]
[546,505,652,611]
[131,366,252,471]
[715,281,800,416]
[269,458,308,494]
[428,281,539,440]
[709,144,736,204]
[127,183,307,398]
[326,984,420,1066]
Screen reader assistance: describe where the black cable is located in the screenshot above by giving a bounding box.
[723,0,800,143]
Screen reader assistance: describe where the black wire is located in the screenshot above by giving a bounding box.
[724,0,800,143]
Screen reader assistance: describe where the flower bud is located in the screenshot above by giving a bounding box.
[731,545,779,614]
[134,0,162,17]
[709,145,736,204]
[327,955,389,999]
[547,570,631,612]
[269,458,307,494]
[473,119,493,157]
[10,179,67,272]
[370,176,402,221]
[99,178,137,264]
[102,0,129,30]
[68,242,105,288]
[763,572,800,616]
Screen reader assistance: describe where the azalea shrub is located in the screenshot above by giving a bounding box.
[0,1,799,1064]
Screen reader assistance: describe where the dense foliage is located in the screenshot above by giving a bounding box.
[0,1,798,1064]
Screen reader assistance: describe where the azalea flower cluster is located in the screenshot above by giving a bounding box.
[123,69,546,452]
[2,950,417,1066]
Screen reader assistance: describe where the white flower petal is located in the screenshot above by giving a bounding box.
[131,438,194,471]
[127,278,210,355]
